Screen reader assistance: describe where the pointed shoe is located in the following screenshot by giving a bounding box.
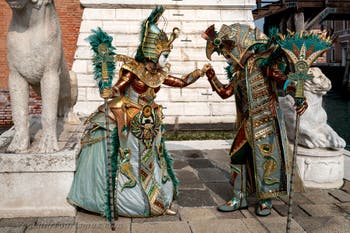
[255,199,272,217]
[217,197,248,212]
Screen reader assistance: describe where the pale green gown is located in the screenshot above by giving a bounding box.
[68,86,178,218]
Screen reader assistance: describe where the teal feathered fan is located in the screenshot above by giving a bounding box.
[86,27,116,92]
[277,31,332,103]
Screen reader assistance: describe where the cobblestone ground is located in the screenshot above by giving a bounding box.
[1,149,349,233]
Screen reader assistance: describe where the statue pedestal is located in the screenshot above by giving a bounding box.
[0,120,83,218]
[296,146,344,189]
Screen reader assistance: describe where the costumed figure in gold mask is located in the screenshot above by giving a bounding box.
[68,6,211,221]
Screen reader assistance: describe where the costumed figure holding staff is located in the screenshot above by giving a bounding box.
[201,24,312,216]
[277,31,333,232]
[68,5,211,225]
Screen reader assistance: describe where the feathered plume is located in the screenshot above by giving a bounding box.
[277,30,332,66]
[86,27,116,92]
[278,30,332,103]
[253,27,286,69]
[146,5,164,24]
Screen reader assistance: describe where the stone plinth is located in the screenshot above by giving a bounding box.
[296,147,344,189]
[0,122,83,218]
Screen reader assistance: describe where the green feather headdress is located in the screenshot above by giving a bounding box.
[86,27,116,92]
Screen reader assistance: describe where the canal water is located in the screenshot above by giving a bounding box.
[324,90,350,150]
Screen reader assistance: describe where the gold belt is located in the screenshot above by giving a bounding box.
[103,96,162,125]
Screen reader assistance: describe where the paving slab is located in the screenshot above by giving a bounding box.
[131,211,180,223]
[188,158,215,169]
[205,185,227,205]
[241,218,269,233]
[77,223,130,233]
[294,216,350,233]
[189,219,248,233]
[176,170,204,189]
[0,227,25,233]
[197,168,229,183]
[203,149,231,173]
[273,204,309,217]
[173,160,188,170]
[256,217,306,233]
[131,221,191,233]
[240,209,255,218]
[294,216,333,233]
[75,211,130,225]
[75,211,107,225]
[205,182,234,202]
[278,192,313,205]
[25,225,76,233]
[177,189,216,207]
[113,216,131,224]
[170,150,204,159]
[336,202,350,214]
[302,188,340,204]
[179,207,217,221]
[0,218,37,227]
[299,204,346,217]
[328,189,350,202]
[36,217,75,225]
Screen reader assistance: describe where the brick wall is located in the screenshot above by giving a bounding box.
[0,0,83,127]
[0,89,42,126]
[0,2,11,89]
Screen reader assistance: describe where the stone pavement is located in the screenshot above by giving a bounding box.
[1,140,350,233]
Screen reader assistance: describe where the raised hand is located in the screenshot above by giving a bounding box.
[201,63,213,76]
[295,98,308,115]
[205,66,216,80]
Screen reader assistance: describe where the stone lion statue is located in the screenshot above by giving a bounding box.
[279,67,346,150]
[5,0,77,153]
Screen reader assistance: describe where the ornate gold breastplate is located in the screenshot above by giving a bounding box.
[118,56,169,88]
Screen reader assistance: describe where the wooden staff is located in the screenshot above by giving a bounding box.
[286,106,302,233]
[101,60,117,231]
[286,80,306,233]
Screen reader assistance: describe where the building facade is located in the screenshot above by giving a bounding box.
[0,0,256,127]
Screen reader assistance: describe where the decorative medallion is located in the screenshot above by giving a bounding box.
[130,105,161,148]
[259,143,273,155]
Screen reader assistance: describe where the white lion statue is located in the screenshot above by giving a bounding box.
[279,67,346,150]
[5,0,77,153]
